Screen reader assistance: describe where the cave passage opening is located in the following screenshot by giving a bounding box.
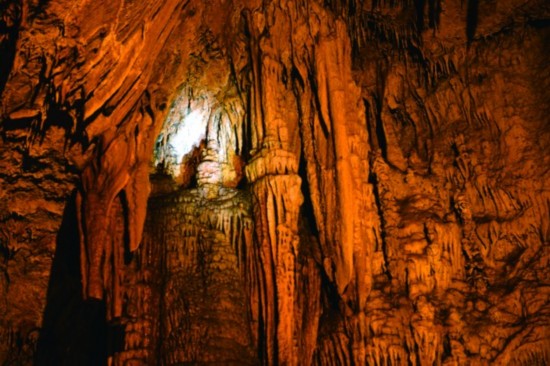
[153,96,209,185]
[169,108,208,165]
[153,91,246,194]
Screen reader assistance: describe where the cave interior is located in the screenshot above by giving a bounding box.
[0,0,549,365]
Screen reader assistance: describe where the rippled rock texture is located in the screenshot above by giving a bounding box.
[0,0,549,364]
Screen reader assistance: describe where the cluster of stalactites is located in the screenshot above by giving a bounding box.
[72,0,188,312]
[230,2,384,364]
[154,92,245,196]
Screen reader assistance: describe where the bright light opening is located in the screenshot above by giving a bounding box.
[170,109,208,162]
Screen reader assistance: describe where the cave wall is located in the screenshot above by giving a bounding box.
[0,0,549,364]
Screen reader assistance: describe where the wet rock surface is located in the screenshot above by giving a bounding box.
[111,187,257,365]
[0,0,549,364]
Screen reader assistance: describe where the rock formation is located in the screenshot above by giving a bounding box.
[0,0,549,364]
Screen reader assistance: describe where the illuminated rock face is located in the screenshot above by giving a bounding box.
[0,0,549,365]
[112,187,256,365]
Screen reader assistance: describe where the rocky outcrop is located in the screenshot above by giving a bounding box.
[0,0,549,364]
[111,186,256,365]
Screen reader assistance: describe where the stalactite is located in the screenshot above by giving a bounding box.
[0,0,549,364]
[77,131,132,301]
[146,188,257,365]
[310,13,380,319]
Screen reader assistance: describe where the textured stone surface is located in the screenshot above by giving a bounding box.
[0,0,549,364]
[111,187,256,365]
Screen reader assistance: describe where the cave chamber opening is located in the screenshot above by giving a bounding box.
[106,88,262,365]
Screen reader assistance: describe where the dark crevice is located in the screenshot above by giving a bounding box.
[0,0,22,101]
[364,98,377,150]
[373,94,389,160]
[415,0,426,32]
[428,0,441,29]
[466,0,479,44]
[118,190,134,265]
[368,170,391,280]
[298,142,319,237]
[308,91,329,139]
[35,192,109,366]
